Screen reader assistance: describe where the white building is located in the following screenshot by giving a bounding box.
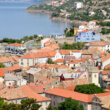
[41,38,50,48]
[74,2,83,9]
[89,11,95,16]
[5,43,26,55]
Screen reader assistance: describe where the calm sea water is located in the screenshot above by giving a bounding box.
[0,0,72,39]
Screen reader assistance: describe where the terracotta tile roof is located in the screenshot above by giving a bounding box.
[82,48,102,55]
[80,30,91,33]
[0,68,5,77]
[67,57,86,64]
[0,65,21,77]
[100,52,106,57]
[0,55,19,63]
[54,59,65,63]
[0,87,27,100]
[47,44,59,50]
[37,64,68,69]
[29,77,54,93]
[10,55,19,62]
[20,85,51,102]
[62,78,88,87]
[45,88,94,103]
[102,71,110,75]
[101,54,110,62]
[45,88,110,104]
[21,51,56,59]
[59,50,80,55]
[9,43,24,47]
[104,64,110,69]
[0,57,10,63]
[7,65,21,71]
[90,41,106,46]
[99,95,110,109]
[66,85,76,91]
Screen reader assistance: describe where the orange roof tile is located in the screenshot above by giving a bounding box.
[0,68,5,77]
[90,41,106,46]
[102,71,110,75]
[21,51,56,59]
[101,54,110,62]
[29,77,54,93]
[20,85,51,102]
[45,88,94,103]
[54,59,65,63]
[7,65,21,71]
[0,87,27,100]
[0,57,10,63]
[9,43,24,47]
[67,57,86,64]
[45,88,110,103]
[80,30,90,33]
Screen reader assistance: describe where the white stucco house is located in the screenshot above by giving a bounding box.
[74,2,83,9]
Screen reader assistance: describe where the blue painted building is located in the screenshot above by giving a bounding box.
[74,30,100,42]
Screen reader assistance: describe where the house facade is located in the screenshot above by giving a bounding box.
[74,30,100,42]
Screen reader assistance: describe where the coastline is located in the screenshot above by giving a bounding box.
[51,17,87,25]
[26,9,87,26]
[26,9,52,14]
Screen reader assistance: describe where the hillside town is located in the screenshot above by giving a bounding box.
[0,19,110,110]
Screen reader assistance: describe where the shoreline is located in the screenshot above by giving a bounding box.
[26,9,87,25]
[26,9,52,14]
[51,17,87,25]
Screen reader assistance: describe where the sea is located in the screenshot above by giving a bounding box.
[0,0,72,39]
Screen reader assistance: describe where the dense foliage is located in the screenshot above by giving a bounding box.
[99,21,110,26]
[0,35,39,44]
[101,28,110,34]
[99,21,110,34]
[64,27,74,37]
[47,58,55,64]
[58,98,84,110]
[47,98,84,110]
[75,84,105,94]
[0,63,5,68]
[0,98,41,110]
[27,0,110,21]
[62,42,85,50]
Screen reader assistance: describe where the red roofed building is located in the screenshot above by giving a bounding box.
[89,41,110,52]
[101,54,110,69]
[45,87,110,110]
[0,86,51,110]
[19,49,81,67]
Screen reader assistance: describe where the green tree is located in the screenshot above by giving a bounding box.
[62,42,85,50]
[20,98,41,110]
[75,84,105,94]
[0,63,5,68]
[58,98,84,110]
[47,58,55,64]
[0,98,41,110]
[47,104,55,110]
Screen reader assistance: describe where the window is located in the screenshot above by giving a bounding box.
[21,62,23,65]
[94,74,96,77]
[93,32,95,35]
